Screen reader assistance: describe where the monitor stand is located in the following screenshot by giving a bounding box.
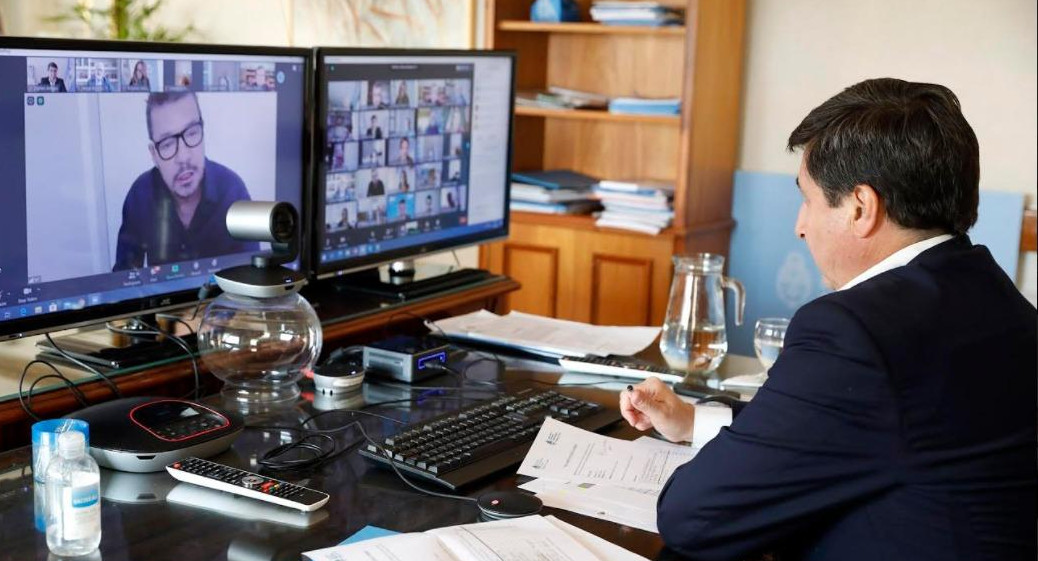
[35,314,198,371]
[324,261,492,301]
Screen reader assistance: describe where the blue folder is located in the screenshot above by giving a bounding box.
[511,170,598,190]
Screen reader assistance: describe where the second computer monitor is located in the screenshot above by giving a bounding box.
[313,49,515,276]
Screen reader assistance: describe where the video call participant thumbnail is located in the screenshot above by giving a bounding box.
[128,60,151,90]
[394,137,414,165]
[38,61,67,92]
[366,168,386,196]
[367,114,383,139]
[113,91,257,271]
[87,61,114,92]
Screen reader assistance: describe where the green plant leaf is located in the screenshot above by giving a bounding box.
[43,0,195,42]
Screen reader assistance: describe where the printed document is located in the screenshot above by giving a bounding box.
[517,418,695,490]
[545,515,650,561]
[429,310,660,357]
[522,479,659,533]
[303,514,646,561]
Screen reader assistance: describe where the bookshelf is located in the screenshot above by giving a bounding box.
[497,20,687,36]
[514,105,680,124]
[480,0,746,326]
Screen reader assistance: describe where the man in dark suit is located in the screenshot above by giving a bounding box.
[38,61,66,92]
[621,78,1037,561]
[366,168,385,197]
[366,114,383,139]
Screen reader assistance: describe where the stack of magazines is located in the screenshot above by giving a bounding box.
[590,1,685,26]
[510,170,601,215]
[516,86,610,110]
[594,179,674,234]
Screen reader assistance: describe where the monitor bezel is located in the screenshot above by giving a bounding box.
[0,36,314,341]
[311,47,516,278]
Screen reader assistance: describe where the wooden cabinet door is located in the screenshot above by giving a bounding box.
[500,242,559,317]
[482,217,678,326]
[589,254,655,326]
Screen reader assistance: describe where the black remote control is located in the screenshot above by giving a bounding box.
[166,457,329,512]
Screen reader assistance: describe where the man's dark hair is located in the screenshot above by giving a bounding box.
[146,91,201,140]
[47,62,58,70]
[787,78,979,235]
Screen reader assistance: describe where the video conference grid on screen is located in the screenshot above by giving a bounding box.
[0,48,306,324]
[317,60,507,266]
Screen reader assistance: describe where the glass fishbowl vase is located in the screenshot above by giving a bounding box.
[198,292,322,410]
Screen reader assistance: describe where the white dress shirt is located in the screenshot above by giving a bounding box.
[839,234,954,291]
[688,234,956,446]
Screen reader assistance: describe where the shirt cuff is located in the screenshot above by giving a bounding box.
[691,403,733,448]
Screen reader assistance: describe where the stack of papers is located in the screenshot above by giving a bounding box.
[512,182,598,204]
[594,179,675,235]
[511,169,599,190]
[591,1,685,27]
[510,170,602,215]
[517,418,697,533]
[547,86,611,109]
[510,200,602,215]
[429,310,660,358]
[303,514,650,561]
[516,87,611,110]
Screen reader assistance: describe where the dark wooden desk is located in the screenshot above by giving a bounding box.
[0,275,519,451]
[0,362,675,561]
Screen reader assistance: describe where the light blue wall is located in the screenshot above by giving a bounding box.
[724,171,1025,356]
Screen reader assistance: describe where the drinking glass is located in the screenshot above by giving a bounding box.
[753,318,790,372]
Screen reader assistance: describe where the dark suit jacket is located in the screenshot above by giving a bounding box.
[658,237,1037,561]
[38,77,66,92]
[367,179,385,197]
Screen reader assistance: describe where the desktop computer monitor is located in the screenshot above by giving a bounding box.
[312,49,514,292]
[0,38,311,347]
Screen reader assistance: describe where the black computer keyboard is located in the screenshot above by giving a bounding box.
[359,389,621,489]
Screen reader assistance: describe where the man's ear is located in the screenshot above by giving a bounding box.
[147,143,159,166]
[850,183,883,238]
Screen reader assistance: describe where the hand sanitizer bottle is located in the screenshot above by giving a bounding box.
[45,430,101,556]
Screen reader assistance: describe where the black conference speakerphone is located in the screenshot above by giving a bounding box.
[67,397,244,473]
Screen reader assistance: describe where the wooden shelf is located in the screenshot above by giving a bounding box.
[509,211,733,238]
[515,105,680,124]
[484,0,746,326]
[498,20,686,36]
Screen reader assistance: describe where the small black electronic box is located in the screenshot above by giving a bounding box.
[362,335,449,383]
[67,397,244,473]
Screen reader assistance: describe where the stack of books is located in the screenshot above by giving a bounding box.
[510,170,601,215]
[608,96,681,116]
[590,1,685,27]
[593,178,675,234]
[516,86,610,110]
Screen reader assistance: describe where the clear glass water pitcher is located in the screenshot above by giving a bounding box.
[660,254,745,373]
